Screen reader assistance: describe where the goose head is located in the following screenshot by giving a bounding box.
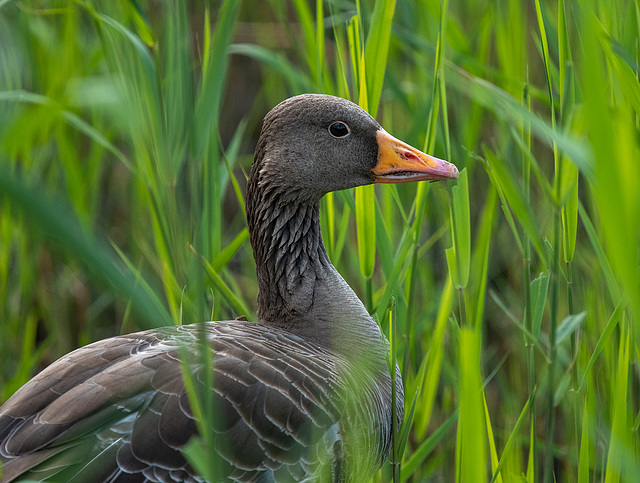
[250,94,458,203]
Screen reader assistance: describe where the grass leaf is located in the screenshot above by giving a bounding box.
[456,328,486,483]
[555,311,586,345]
[449,168,470,289]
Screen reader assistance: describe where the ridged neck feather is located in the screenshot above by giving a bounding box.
[246,153,333,327]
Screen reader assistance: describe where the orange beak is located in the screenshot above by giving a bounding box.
[372,130,459,183]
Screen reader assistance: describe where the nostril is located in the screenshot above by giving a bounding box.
[401,150,420,162]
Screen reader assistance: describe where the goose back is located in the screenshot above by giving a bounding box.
[0,322,399,482]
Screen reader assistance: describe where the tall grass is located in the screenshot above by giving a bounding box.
[1,0,639,481]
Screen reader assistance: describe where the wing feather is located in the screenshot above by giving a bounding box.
[0,321,355,482]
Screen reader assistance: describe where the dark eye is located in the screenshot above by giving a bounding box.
[328,121,350,138]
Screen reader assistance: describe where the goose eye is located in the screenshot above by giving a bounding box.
[328,121,350,138]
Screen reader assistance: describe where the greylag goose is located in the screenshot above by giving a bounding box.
[0,94,458,482]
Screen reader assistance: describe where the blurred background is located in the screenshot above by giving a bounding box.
[0,0,638,481]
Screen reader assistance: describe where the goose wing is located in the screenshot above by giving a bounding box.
[0,321,344,482]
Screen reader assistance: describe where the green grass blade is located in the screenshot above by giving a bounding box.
[475,152,523,257]
[555,311,586,345]
[211,228,249,272]
[423,0,449,154]
[484,393,502,483]
[192,0,241,158]
[530,271,550,338]
[561,155,579,264]
[346,14,362,101]
[604,323,630,483]
[395,391,417,465]
[482,149,545,264]
[449,168,470,289]
[578,201,620,303]
[469,182,497,332]
[526,422,535,483]
[578,391,591,483]
[489,391,535,483]
[191,246,252,318]
[315,0,325,90]
[414,278,454,437]
[355,184,376,281]
[578,297,626,390]
[290,0,316,80]
[456,328,487,483]
[363,0,396,116]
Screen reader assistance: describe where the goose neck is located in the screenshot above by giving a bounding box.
[247,180,330,323]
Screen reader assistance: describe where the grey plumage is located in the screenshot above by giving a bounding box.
[0,324,352,481]
[0,94,457,482]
